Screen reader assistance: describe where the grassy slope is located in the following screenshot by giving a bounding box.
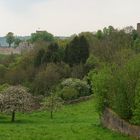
[0,99,134,140]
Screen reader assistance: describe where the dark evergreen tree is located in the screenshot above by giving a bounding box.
[34,49,46,67]
[45,43,64,63]
[65,35,89,66]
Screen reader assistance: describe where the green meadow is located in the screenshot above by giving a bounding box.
[0,99,134,140]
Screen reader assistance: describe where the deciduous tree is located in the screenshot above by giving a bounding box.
[6,32,15,47]
[43,92,63,119]
[0,86,33,122]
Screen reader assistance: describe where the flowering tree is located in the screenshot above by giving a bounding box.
[43,92,63,119]
[0,86,33,122]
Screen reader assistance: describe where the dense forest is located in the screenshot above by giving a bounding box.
[0,25,140,139]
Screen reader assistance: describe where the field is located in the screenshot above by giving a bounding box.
[0,98,134,140]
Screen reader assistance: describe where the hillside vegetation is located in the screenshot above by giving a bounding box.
[0,26,140,139]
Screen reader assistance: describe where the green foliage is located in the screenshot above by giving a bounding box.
[3,53,35,85]
[34,48,46,67]
[89,55,140,121]
[79,32,98,53]
[103,26,116,36]
[5,67,27,85]
[33,63,70,96]
[59,78,90,100]
[65,35,89,66]
[55,37,69,48]
[85,55,100,72]
[131,79,140,125]
[96,30,103,39]
[132,29,139,40]
[111,48,135,67]
[6,32,15,47]
[71,63,86,79]
[133,38,140,53]
[33,64,61,95]
[14,38,21,48]
[89,66,112,115]
[0,84,9,92]
[86,27,133,63]
[31,31,54,43]
[60,87,79,101]
[113,75,132,119]
[0,54,19,67]
[43,92,63,119]
[113,55,140,120]
[0,64,7,83]
[34,43,64,67]
[45,43,64,63]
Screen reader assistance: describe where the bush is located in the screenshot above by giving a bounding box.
[131,79,140,125]
[61,78,90,98]
[113,55,140,120]
[85,55,100,72]
[89,55,140,122]
[60,87,79,101]
[33,63,61,96]
[32,63,70,96]
[89,66,112,115]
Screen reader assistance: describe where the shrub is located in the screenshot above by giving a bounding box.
[85,55,100,72]
[60,87,79,101]
[89,55,140,122]
[32,63,70,96]
[33,63,61,96]
[89,55,140,121]
[113,55,140,120]
[131,79,140,125]
[61,78,90,98]
[89,66,112,115]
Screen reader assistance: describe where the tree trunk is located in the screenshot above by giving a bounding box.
[11,111,15,122]
[50,96,53,119]
[51,111,53,119]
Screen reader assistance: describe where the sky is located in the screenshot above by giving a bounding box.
[0,0,140,36]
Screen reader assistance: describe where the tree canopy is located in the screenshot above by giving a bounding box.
[6,32,15,47]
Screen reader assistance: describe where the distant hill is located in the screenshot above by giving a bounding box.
[0,36,30,47]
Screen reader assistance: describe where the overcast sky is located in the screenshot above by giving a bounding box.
[0,0,140,36]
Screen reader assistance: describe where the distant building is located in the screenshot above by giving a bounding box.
[137,23,140,35]
[0,47,20,55]
[0,41,33,55]
[18,41,33,53]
